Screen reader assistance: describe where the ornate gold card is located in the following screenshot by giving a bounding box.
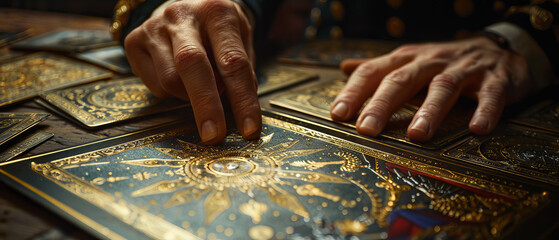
[257,66,318,95]
[510,100,559,134]
[40,77,190,128]
[0,112,551,239]
[444,124,559,186]
[11,29,116,52]
[270,80,473,149]
[277,39,399,67]
[0,52,113,107]
[0,131,53,163]
[0,112,49,146]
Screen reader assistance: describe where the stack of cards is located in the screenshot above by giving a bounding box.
[444,124,559,185]
[0,52,113,107]
[0,113,52,163]
[270,80,473,149]
[277,39,399,67]
[38,77,190,128]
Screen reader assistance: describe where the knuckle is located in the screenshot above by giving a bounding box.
[476,104,499,115]
[432,73,460,92]
[162,2,189,23]
[123,30,141,50]
[392,44,418,54]
[480,83,505,97]
[217,50,250,77]
[460,58,479,68]
[143,18,162,32]
[354,62,381,78]
[200,0,235,18]
[369,97,392,113]
[383,70,410,87]
[190,89,217,109]
[174,46,206,69]
[426,48,451,59]
[417,104,441,119]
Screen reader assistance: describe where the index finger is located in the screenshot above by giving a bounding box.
[204,1,261,140]
[169,22,226,145]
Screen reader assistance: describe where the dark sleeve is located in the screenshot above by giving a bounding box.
[243,0,284,58]
[502,1,559,75]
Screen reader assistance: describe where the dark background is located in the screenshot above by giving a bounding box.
[0,0,117,17]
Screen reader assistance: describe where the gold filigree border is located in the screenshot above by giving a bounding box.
[43,93,98,123]
[32,163,201,240]
[0,169,126,240]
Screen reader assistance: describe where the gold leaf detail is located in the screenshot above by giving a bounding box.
[239,200,269,224]
[204,190,231,225]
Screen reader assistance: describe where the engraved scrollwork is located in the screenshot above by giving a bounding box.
[53,129,183,168]
[289,151,361,172]
[294,184,341,202]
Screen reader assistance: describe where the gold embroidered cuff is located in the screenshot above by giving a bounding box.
[506,5,554,30]
[110,0,147,41]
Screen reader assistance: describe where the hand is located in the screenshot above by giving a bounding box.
[330,37,530,142]
[124,0,261,145]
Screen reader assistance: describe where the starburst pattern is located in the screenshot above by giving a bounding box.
[121,133,353,225]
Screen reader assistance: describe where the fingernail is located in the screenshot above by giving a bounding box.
[243,117,258,136]
[472,116,489,131]
[201,120,218,143]
[331,102,349,119]
[410,117,429,135]
[359,115,381,136]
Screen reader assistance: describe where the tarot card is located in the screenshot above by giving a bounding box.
[0,111,552,239]
[444,124,559,186]
[10,29,116,52]
[256,65,318,95]
[509,100,559,135]
[277,39,399,67]
[0,52,113,107]
[34,98,87,127]
[75,46,131,74]
[39,77,190,128]
[270,80,472,149]
[0,131,53,163]
[0,112,49,147]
